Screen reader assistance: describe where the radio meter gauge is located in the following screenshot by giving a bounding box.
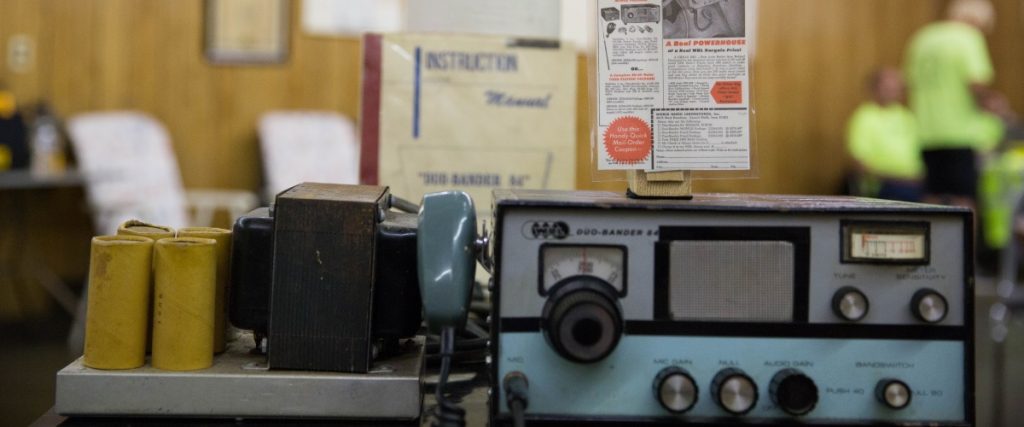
[841,221,930,264]
[541,245,625,295]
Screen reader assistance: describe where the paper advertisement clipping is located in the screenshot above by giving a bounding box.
[597,0,751,172]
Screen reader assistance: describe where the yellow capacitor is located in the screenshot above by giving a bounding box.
[83,235,154,370]
[152,237,217,371]
[177,227,232,353]
[117,219,175,352]
[117,220,175,240]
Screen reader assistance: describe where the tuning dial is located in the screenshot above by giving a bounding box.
[911,288,948,323]
[832,286,869,321]
[876,379,912,409]
[711,368,758,415]
[541,277,623,363]
[653,367,698,414]
[770,369,818,416]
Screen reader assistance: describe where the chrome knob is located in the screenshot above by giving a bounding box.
[832,286,869,321]
[876,379,912,409]
[712,368,758,415]
[654,367,698,414]
[911,288,948,323]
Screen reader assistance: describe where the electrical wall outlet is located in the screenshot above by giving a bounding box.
[6,34,35,73]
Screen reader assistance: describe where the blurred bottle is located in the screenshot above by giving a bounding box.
[29,102,66,176]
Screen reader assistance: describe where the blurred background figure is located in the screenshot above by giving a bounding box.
[846,68,922,202]
[0,83,29,171]
[974,89,1023,259]
[904,0,1004,209]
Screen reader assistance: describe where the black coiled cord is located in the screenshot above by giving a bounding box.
[433,327,466,427]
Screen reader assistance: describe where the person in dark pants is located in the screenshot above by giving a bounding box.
[904,0,1004,209]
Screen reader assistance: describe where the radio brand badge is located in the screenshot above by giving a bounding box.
[524,221,570,240]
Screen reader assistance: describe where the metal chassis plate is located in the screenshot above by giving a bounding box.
[55,336,424,420]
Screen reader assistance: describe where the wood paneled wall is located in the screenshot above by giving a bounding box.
[695,0,1024,194]
[0,0,362,193]
[1,0,1022,196]
[695,0,940,194]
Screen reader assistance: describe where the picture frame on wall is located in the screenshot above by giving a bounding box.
[205,0,290,64]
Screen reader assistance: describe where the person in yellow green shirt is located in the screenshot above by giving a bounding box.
[903,0,1004,207]
[976,93,1022,250]
[847,68,923,202]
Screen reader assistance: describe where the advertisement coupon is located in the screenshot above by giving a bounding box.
[597,0,751,172]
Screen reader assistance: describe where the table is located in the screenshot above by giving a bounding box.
[0,170,84,190]
[0,170,87,317]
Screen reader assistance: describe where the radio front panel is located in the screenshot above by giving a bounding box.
[498,334,964,422]
[499,210,966,326]
[489,192,972,426]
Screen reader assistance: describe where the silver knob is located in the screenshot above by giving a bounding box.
[654,367,698,414]
[832,286,869,321]
[911,288,948,323]
[712,368,758,415]
[876,379,912,409]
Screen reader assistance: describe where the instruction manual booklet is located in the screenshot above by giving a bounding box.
[597,0,751,172]
[361,33,577,216]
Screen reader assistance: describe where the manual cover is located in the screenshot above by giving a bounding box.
[361,33,577,215]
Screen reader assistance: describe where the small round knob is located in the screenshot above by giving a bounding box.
[910,288,948,323]
[832,286,869,321]
[711,368,758,415]
[876,379,912,409]
[541,277,623,363]
[769,369,818,416]
[653,367,698,414]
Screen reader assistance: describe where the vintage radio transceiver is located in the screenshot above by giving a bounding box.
[621,4,661,24]
[56,185,974,424]
[462,190,973,426]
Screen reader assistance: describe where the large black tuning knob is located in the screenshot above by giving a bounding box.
[541,277,623,363]
[770,369,818,416]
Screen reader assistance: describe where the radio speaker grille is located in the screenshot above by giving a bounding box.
[668,241,794,322]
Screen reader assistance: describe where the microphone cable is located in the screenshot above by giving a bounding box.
[433,327,466,427]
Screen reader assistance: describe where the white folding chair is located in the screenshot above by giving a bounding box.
[258,111,359,200]
[67,111,258,234]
